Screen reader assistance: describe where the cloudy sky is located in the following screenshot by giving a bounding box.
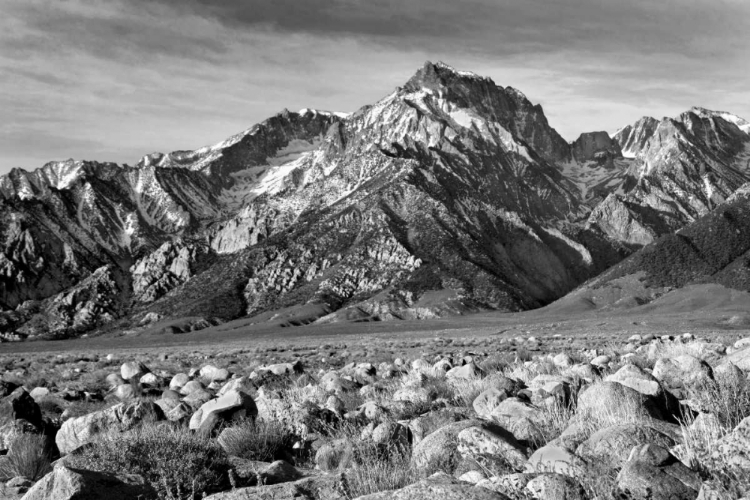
[2,0,749,174]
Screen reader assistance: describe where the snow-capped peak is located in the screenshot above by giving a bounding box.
[433,61,485,80]
[298,108,351,119]
[688,107,750,134]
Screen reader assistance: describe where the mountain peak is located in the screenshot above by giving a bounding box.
[403,61,489,92]
[686,107,750,133]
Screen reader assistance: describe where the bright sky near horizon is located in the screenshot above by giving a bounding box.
[2,0,749,174]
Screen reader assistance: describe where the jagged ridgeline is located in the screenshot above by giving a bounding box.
[1,62,749,339]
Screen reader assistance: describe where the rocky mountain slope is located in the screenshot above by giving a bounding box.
[593,108,750,246]
[1,61,749,340]
[552,184,750,311]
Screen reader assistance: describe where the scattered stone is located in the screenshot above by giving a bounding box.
[354,473,510,499]
[488,397,544,444]
[576,424,676,469]
[199,365,230,382]
[120,361,149,381]
[473,388,508,418]
[19,466,155,500]
[525,474,585,500]
[456,425,528,469]
[525,444,586,477]
[189,390,258,434]
[615,444,701,500]
[652,355,713,398]
[446,362,484,380]
[711,415,750,470]
[56,401,162,454]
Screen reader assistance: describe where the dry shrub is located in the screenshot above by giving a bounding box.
[69,423,230,500]
[217,419,295,462]
[0,433,52,481]
[534,395,578,446]
[344,443,420,498]
[690,372,750,429]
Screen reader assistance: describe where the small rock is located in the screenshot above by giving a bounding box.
[120,361,149,381]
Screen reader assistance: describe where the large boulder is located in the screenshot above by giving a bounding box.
[56,401,161,454]
[255,460,303,486]
[615,444,701,500]
[456,425,528,469]
[446,363,484,380]
[710,415,750,470]
[724,346,750,371]
[408,410,467,445]
[354,473,510,499]
[203,472,347,499]
[525,444,586,477]
[577,381,676,423]
[120,361,149,381]
[320,372,358,393]
[371,421,409,447]
[473,389,508,419]
[411,419,484,470]
[113,384,136,401]
[575,424,677,469]
[1,389,42,430]
[169,373,190,390]
[476,473,535,496]
[605,364,662,397]
[525,474,585,500]
[488,397,544,444]
[652,355,713,398]
[179,380,206,396]
[392,387,434,405]
[19,466,155,500]
[256,362,302,377]
[189,390,258,434]
[199,365,230,382]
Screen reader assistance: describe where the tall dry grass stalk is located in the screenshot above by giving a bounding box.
[0,433,52,481]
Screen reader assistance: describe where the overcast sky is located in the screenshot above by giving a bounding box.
[2,0,749,174]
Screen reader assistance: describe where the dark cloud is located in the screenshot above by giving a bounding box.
[145,0,750,59]
[4,1,228,63]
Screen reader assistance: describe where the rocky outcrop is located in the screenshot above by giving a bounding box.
[571,131,622,165]
[131,240,209,303]
[56,401,162,454]
[14,267,121,339]
[588,111,750,246]
[19,467,156,500]
[613,117,660,158]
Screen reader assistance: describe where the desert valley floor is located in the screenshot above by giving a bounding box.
[4,283,750,357]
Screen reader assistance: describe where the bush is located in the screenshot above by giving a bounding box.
[217,419,295,462]
[690,373,750,429]
[69,424,230,500]
[0,433,52,481]
[344,443,419,498]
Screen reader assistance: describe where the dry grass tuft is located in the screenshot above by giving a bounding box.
[69,423,230,500]
[217,418,295,462]
[0,433,52,481]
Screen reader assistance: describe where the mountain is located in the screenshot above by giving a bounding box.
[589,109,750,246]
[551,184,750,312]
[140,61,614,326]
[1,61,749,340]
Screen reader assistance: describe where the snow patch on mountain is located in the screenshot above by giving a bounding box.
[299,108,351,119]
[690,107,750,134]
[543,227,593,265]
[220,138,322,210]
